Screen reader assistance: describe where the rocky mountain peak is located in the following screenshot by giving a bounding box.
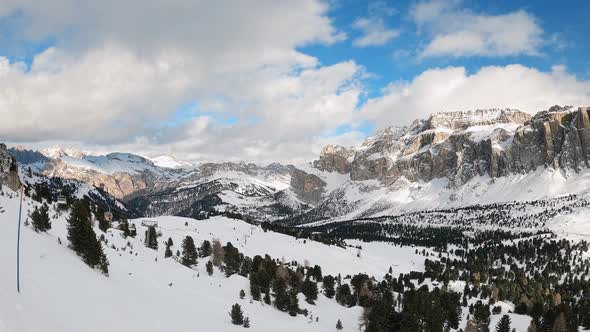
[42,145,86,159]
[313,144,354,174]
[426,108,532,130]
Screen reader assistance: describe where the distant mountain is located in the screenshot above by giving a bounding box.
[149,155,194,169]
[285,105,590,224]
[7,105,590,225]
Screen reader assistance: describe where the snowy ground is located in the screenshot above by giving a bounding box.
[1,185,585,332]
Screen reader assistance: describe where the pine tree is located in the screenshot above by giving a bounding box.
[229,303,244,325]
[323,275,336,298]
[263,291,271,305]
[288,288,299,316]
[67,201,91,256]
[200,240,212,257]
[473,301,491,332]
[31,203,51,232]
[164,243,173,258]
[180,236,198,267]
[336,319,343,330]
[243,317,250,328]
[495,315,511,332]
[66,201,109,275]
[144,226,158,250]
[302,279,318,304]
[206,260,214,275]
[240,289,246,299]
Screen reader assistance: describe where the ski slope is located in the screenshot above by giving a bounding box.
[0,188,367,332]
[2,185,586,331]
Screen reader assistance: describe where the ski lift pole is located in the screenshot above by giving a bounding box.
[16,185,24,293]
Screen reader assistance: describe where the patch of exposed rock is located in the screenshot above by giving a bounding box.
[0,143,21,191]
[290,169,326,205]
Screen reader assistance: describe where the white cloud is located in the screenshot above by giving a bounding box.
[360,64,590,127]
[412,0,543,57]
[0,1,367,164]
[0,47,364,164]
[352,1,399,48]
[352,18,400,47]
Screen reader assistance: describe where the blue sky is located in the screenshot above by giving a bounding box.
[302,0,590,96]
[1,0,589,163]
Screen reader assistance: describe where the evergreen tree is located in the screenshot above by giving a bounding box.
[223,242,241,276]
[66,201,109,275]
[302,279,318,304]
[250,279,261,300]
[31,203,51,232]
[144,226,158,249]
[164,243,173,258]
[240,289,246,299]
[287,288,299,316]
[263,291,271,305]
[495,315,511,332]
[473,301,491,332]
[200,240,212,257]
[336,319,343,330]
[206,260,214,275]
[323,275,336,298]
[229,303,244,325]
[180,236,198,267]
[336,284,355,307]
[243,317,250,328]
[272,277,290,312]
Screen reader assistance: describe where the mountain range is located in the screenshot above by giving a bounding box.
[7,105,590,225]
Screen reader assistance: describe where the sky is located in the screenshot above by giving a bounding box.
[0,0,589,164]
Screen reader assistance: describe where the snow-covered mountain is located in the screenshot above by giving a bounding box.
[8,105,590,225]
[149,155,194,169]
[286,105,590,224]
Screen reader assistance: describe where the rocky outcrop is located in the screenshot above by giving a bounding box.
[0,143,21,191]
[313,145,354,174]
[318,107,590,187]
[290,169,326,205]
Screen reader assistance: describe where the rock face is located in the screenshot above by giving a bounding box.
[313,145,354,174]
[0,143,21,191]
[317,107,590,186]
[290,169,326,205]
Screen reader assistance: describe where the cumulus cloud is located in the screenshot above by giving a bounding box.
[412,0,544,58]
[360,64,590,127]
[352,18,400,47]
[0,0,366,164]
[352,1,399,47]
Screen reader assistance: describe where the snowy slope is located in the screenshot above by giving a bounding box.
[289,167,590,224]
[149,155,194,169]
[2,186,589,331]
[0,189,370,332]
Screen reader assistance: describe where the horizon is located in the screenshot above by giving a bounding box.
[7,104,586,166]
